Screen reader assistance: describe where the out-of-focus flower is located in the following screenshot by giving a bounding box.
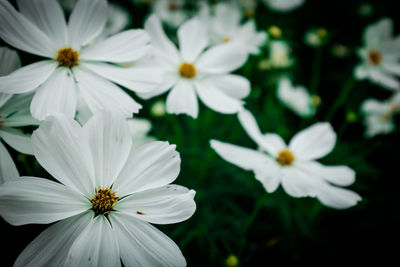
[153,0,188,28]
[354,18,400,90]
[258,40,294,70]
[151,99,167,117]
[304,28,329,48]
[238,0,258,18]
[0,0,162,120]
[127,118,157,149]
[0,112,196,266]
[200,2,267,55]
[141,15,250,118]
[0,47,37,183]
[225,254,239,267]
[331,43,351,58]
[358,3,374,17]
[268,25,282,39]
[211,109,361,209]
[361,93,400,137]
[277,77,317,117]
[262,0,305,12]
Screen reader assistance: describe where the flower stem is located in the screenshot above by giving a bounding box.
[325,77,355,121]
[310,47,323,94]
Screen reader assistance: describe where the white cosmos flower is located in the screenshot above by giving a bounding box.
[153,0,188,28]
[354,18,400,90]
[277,77,317,118]
[262,0,305,12]
[0,47,37,183]
[210,109,361,209]
[127,118,157,149]
[141,14,250,118]
[0,0,162,120]
[199,2,267,55]
[258,40,293,70]
[0,112,196,266]
[361,93,400,137]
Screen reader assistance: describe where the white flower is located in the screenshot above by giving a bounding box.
[200,2,267,55]
[361,93,400,137]
[262,0,305,12]
[304,28,328,48]
[141,15,250,118]
[127,118,157,149]
[153,0,188,28]
[354,18,400,90]
[151,99,167,117]
[0,47,37,183]
[0,0,162,120]
[259,40,293,69]
[0,112,196,266]
[277,77,317,117]
[210,109,361,209]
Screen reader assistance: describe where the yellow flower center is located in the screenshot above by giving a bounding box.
[310,94,322,107]
[179,62,197,79]
[222,36,231,43]
[368,50,382,66]
[168,1,180,11]
[90,186,119,216]
[380,113,391,122]
[56,47,80,68]
[276,149,296,166]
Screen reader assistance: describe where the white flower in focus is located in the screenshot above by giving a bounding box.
[0,47,37,183]
[142,15,250,118]
[361,93,400,137]
[277,77,317,117]
[127,118,157,149]
[153,0,188,28]
[0,0,162,120]
[259,40,293,70]
[211,109,361,209]
[262,0,305,12]
[200,2,267,55]
[354,18,400,90]
[0,112,196,266]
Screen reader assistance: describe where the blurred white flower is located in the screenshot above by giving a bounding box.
[361,93,400,137]
[0,0,162,120]
[153,0,188,28]
[277,77,317,117]
[304,28,329,48]
[151,99,167,117]
[0,47,37,183]
[262,0,305,12]
[127,118,157,149]
[354,18,400,90]
[259,40,293,70]
[200,2,267,55]
[211,109,361,209]
[0,112,196,266]
[141,15,250,118]
[358,3,374,17]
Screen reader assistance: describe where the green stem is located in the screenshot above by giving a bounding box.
[310,48,323,94]
[241,193,268,236]
[325,77,355,121]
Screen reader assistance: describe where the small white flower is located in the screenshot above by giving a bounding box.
[151,99,167,117]
[259,40,293,70]
[361,93,400,137]
[141,15,250,118]
[0,0,162,120]
[211,109,361,209]
[0,112,196,266]
[262,0,305,12]
[0,47,37,183]
[153,0,188,28]
[354,18,400,90]
[304,28,328,48]
[200,2,267,55]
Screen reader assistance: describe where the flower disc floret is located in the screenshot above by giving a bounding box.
[90,186,119,216]
[276,149,295,166]
[368,50,382,66]
[56,47,80,68]
[178,62,197,79]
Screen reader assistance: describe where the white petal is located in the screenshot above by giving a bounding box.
[0,0,56,57]
[113,141,181,196]
[0,128,33,154]
[136,72,178,100]
[382,62,400,76]
[0,93,12,107]
[254,168,281,193]
[203,74,250,99]
[0,177,89,225]
[264,0,305,12]
[14,212,93,267]
[0,93,37,127]
[144,14,181,65]
[81,30,151,63]
[109,212,187,267]
[0,46,21,76]
[83,112,132,187]
[30,68,77,120]
[65,215,121,267]
[195,79,244,114]
[317,185,361,209]
[166,81,199,118]
[0,141,19,183]
[370,69,400,90]
[74,67,142,116]
[280,167,324,198]
[0,61,58,94]
[117,185,196,224]
[82,62,163,93]
[354,65,368,80]
[289,122,337,161]
[67,0,107,49]
[16,0,68,48]
[178,18,208,62]
[31,114,95,195]
[196,42,248,74]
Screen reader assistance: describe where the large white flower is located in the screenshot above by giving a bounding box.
[0,112,196,266]
[0,0,161,120]
[354,18,400,90]
[141,14,250,118]
[199,2,267,55]
[262,0,305,12]
[210,109,361,209]
[0,47,37,183]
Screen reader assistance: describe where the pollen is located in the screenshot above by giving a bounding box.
[56,47,80,68]
[368,50,382,66]
[168,1,180,11]
[90,186,119,216]
[179,62,197,79]
[276,149,296,166]
[222,36,231,43]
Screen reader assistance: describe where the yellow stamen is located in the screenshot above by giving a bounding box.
[56,47,80,68]
[368,50,382,66]
[222,37,231,43]
[276,149,296,166]
[90,186,119,215]
[179,62,197,79]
